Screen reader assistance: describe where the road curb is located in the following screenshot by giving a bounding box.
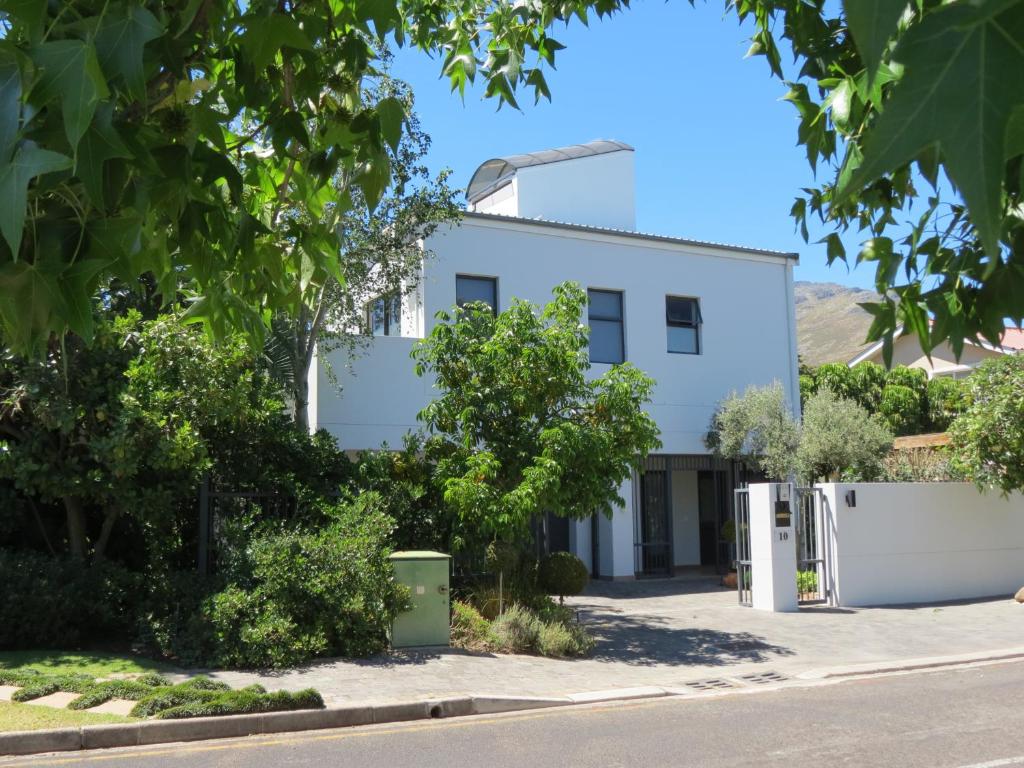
[798,647,1024,681]
[0,694,576,757]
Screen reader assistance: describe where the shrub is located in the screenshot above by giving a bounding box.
[194,494,407,668]
[489,605,543,654]
[537,552,589,603]
[0,550,141,649]
[950,356,1024,493]
[879,384,925,436]
[926,376,968,432]
[881,447,963,482]
[885,366,928,391]
[797,389,893,482]
[848,362,887,412]
[536,621,594,658]
[450,601,491,651]
[814,363,855,401]
[797,570,818,594]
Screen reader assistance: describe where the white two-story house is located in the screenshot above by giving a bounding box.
[309,140,800,580]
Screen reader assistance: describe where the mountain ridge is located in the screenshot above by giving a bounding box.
[794,281,879,366]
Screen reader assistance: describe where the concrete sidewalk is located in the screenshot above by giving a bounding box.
[199,579,1024,707]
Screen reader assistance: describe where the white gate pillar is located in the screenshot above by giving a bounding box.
[749,482,798,612]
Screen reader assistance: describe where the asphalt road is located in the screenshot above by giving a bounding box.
[5,661,1024,768]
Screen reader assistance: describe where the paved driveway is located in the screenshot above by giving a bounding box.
[204,578,1024,707]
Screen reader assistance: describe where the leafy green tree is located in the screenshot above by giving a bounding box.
[925,376,968,433]
[0,0,592,354]
[263,80,458,430]
[411,282,661,548]
[0,313,204,561]
[0,310,346,565]
[706,382,800,481]
[878,384,925,436]
[797,389,893,483]
[950,356,1024,494]
[814,363,855,402]
[848,361,886,413]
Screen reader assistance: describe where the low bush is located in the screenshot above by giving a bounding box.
[67,680,163,710]
[0,667,322,719]
[194,494,407,668]
[152,686,323,719]
[490,605,542,653]
[796,570,818,595]
[536,620,594,658]
[0,550,141,649]
[537,552,589,603]
[450,601,491,651]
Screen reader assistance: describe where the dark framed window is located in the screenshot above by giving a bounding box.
[455,274,497,314]
[588,288,624,364]
[366,291,402,336]
[666,296,701,354]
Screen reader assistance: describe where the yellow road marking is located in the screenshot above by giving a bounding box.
[2,697,680,767]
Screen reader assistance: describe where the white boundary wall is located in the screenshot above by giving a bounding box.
[819,483,1024,606]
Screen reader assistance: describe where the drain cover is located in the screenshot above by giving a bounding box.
[684,678,736,692]
[738,671,788,685]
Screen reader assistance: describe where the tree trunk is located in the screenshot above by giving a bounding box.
[293,374,309,432]
[93,508,119,562]
[64,496,88,560]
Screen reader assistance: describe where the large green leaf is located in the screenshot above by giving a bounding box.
[94,5,164,99]
[75,102,132,211]
[30,40,110,150]
[843,1,907,86]
[0,146,73,257]
[0,0,46,42]
[240,14,313,72]
[0,261,68,352]
[838,0,1024,262]
[58,258,109,340]
[0,45,21,159]
[376,97,406,153]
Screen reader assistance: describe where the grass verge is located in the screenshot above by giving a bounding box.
[0,701,130,732]
[0,651,172,678]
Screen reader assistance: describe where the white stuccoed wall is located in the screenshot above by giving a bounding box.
[819,482,1024,606]
[311,214,799,579]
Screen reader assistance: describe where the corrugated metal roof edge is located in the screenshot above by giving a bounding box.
[461,211,800,262]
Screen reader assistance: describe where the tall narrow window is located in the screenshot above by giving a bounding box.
[666,296,701,354]
[588,289,624,364]
[455,275,497,314]
[366,291,402,336]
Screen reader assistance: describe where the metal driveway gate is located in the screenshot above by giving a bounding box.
[733,488,752,606]
[795,487,830,605]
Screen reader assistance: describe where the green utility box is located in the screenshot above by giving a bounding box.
[389,551,451,648]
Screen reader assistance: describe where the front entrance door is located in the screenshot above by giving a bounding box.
[636,470,673,577]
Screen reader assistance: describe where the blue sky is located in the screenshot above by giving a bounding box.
[391,1,879,290]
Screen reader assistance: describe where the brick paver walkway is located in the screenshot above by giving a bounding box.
[202,578,1024,707]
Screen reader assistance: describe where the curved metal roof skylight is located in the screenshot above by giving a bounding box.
[466,140,634,203]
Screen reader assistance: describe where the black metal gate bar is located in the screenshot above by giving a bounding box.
[733,488,752,606]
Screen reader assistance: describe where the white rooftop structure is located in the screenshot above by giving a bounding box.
[466,140,637,231]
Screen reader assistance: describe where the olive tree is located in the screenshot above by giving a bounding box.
[705,382,799,481]
[796,389,894,483]
[411,282,661,548]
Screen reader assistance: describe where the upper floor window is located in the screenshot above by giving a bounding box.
[456,274,497,314]
[666,296,701,354]
[367,291,402,336]
[588,289,625,364]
